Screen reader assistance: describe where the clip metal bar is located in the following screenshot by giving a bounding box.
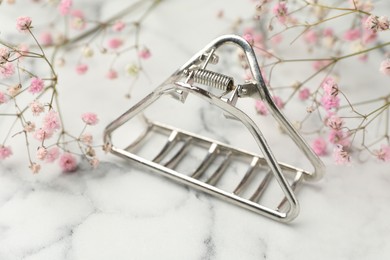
[191,143,219,179]
[233,157,259,195]
[206,152,232,185]
[163,138,192,168]
[249,170,273,202]
[152,130,179,163]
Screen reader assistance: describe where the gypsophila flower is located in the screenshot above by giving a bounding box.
[321,95,340,111]
[298,88,310,101]
[112,20,126,32]
[43,110,61,132]
[24,121,36,132]
[7,84,21,97]
[29,162,41,174]
[126,63,140,76]
[374,144,390,162]
[29,100,45,116]
[326,115,344,130]
[81,112,99,125]
[80,133,93,145]
[255,100,268,116]
[59,152,78,172]
[28,77,44,94]
[82,45,94,58]
[0,145,12,160]
[45,147,60,163]
[0,48,10,64]
[333,145,350,165]
[36,147,47,160]
[365,15,390,32]
[272,1,288,24]
[86,146,96,157]
[58,0,72,16]
[89,157,99,168]
[379,58,390,75]
[328,129,350,147]
[0,91,8,104]
[0,63,15,79]
[138,47,151,59]
[39,31,53,46]
[33,128,53,141]
[322,77,339,96]
[273,96,285,109]
[343,28,361,41]
[70,10,86,30]
[311,137,327,156]
[75,63,88,75]
[107,38,123,49]
[106,69,118,79]
[16,16,32,32]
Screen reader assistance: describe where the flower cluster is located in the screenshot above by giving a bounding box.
[225,0,390,164]
[0,0,161,174]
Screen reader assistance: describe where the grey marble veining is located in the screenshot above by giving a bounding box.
[1,0,390,259]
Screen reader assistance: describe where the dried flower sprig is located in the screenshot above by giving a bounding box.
[221,0,390,164]
[0,0,163,173]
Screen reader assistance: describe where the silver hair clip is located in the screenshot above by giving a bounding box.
[104,35,325,222]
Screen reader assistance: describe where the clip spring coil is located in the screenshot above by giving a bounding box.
[184,69,234,91]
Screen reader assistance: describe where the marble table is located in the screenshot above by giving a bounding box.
[1,0,390,259]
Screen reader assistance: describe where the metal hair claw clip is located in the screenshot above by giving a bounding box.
[104,35,325,223]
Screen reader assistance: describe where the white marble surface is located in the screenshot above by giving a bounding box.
[1,0,390,259]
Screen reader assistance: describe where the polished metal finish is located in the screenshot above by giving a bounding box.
[104,35,325,223]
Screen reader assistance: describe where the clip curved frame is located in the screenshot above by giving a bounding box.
[104,35,325,222]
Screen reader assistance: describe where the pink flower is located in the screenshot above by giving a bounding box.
[107,38,123,49]
[0,91,8,104]
[0,145,12,160]
[328,129,350,147]
[304,29,318,44]
[0,62,15,78]
[39,31,53,46]
[138,47,151,59]
[321,77,339,96]
[255,100,268,116]
[112,21,126,32]
[311,137,327,156]
[70,10,86,30]
[43,110,61,132]
[89,157,99,168]
[24,121,36,132]
[323,28,334,37]
[362,29,377,44]
[45,147,60,163]
[36,147,47,160]
[273,96,284,109]
[374,144,390,162]
[272,2,288,24]
[7,84,21,97]
[312,60,331,71]
[16,16,32,32]
[321,95,340,111]
[29,162,41,174]
[30,100,45,116]
[379,58,390,75]
[333,145,350,165]
[343,28,361,41]
[106,69,118,79]
[33,128,53,141]
[58,0,72,16]
[81,112,99,125]
[80,133,93,145]
[365,15,390,32]
[75,63,88,75]
[326,115,343,130]
[0,47,10,64]
[28,77,44,94]
[59,153,78,172]
[298,88,310,101]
